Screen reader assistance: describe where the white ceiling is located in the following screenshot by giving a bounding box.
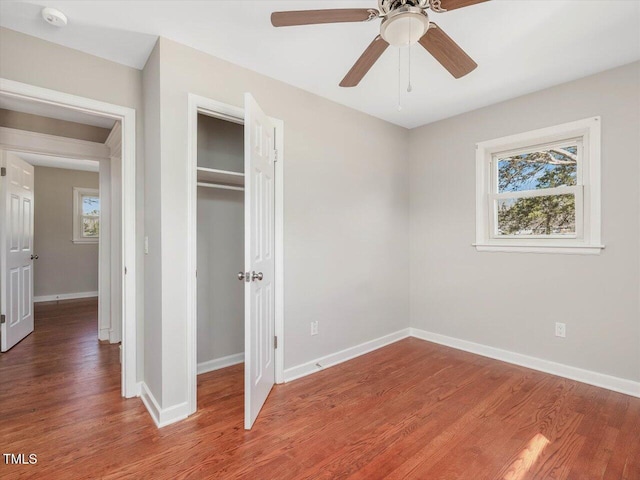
[0,95,116,129]
[1,1,639,128]
[17,151,100,172]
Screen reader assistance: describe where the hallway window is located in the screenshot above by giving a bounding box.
[73,187,99,243]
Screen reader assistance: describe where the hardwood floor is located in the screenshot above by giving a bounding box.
[1,299,639,479]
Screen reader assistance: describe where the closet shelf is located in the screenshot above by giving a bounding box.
[197,167,244,187]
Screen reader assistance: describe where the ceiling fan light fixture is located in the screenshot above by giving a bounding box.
[380,10,429,47]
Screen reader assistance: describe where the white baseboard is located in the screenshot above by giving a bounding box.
[109,330,121,344]
[281,326,639,398]
[98,328,110,341]
[140,382,190,428]
[410,328,640,398]
[197,352,244,375]
[34,291,98,303]
[284,328,411,383]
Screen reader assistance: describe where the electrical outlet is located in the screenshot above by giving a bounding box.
[555,322,566,338]
[310,320,318,336]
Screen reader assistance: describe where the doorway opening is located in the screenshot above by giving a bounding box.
[0,78,137,398]
[187,94,285,429]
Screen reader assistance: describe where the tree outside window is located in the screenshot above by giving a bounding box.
[82,195,100,237]
[495,144,578,236]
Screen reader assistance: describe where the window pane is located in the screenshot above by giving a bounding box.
[497,145,577,193]
[82,217,99,237]
[496,194,575,236]
[82,196,100,216]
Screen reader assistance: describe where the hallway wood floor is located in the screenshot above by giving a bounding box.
[1,299,639,479]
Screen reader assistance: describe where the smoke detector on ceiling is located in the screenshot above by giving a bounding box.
[41,7,68,27]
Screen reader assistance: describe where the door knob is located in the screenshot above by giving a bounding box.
[238,271,247,281]
[251,271,263,281]
[30,254,38,260]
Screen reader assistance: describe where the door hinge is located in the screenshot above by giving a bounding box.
[274,336,278,349]
[274,149,278,163]
[1,167,6,177]
[124,266,127,275]
[0,314,5,324]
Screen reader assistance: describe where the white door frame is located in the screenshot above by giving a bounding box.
[0,78,138,398]
[186,93,284,415]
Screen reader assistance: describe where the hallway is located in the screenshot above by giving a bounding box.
[0,299,135,478]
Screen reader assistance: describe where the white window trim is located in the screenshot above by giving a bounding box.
[474,117,603,255]
[73,187,99,244]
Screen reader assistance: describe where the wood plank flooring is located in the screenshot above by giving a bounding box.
[1,299,639,479]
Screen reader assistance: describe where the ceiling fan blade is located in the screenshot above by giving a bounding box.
[340,36,389,88]
[437,0,490,12]
[418,24,477,78]
[271,9,378,27]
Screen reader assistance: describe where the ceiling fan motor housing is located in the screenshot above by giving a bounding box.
[378,0,430,15]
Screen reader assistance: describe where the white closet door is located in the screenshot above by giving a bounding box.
[1,151,35,352]
[244,93,276,430]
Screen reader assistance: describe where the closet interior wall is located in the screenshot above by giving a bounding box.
[196,114,244,369]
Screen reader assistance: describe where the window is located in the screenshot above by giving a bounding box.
[73,187,100,244]
[475,117,602,254]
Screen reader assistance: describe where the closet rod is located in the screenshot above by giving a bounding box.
[197,182,244,192]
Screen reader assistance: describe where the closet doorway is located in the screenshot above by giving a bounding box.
[187,94,284,430]
[196,114,245,376]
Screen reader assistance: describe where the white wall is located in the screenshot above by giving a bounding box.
[409,61,640,382]
[0,27,146,381]
[143,37,410,409]
[33,166,99,298]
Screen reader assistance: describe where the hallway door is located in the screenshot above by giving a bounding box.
[1,151,35,352]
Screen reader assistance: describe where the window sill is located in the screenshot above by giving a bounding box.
[72,239,99,245]
[473,243,605,255]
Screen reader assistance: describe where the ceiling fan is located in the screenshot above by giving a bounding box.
[271,0,489,87]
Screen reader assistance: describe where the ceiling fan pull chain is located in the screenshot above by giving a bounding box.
[407,19,413,93]
[397,48,402,111]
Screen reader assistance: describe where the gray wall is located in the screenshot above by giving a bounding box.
[0,108,112,143]
[197,114,243,173]
[197,188,244,364]
[142,41,162,398]
[0,27,145,381]
[409,62,640,382]
[33,166,99,298]
[144,37,410,408]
